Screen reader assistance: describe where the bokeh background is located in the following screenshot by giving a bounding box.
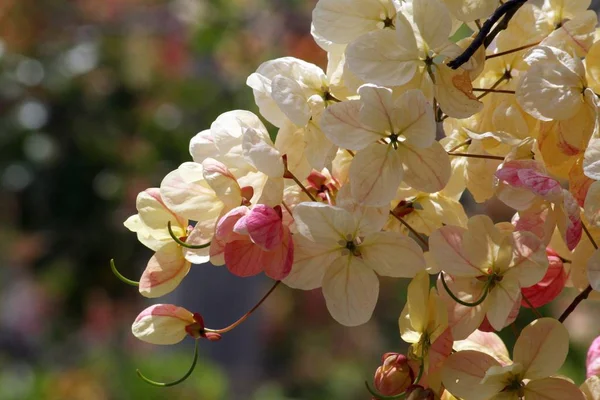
[1,1,600,399]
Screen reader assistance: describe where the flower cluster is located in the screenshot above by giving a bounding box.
[115,0,600,397]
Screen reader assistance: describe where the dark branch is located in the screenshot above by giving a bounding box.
[448,0,528,70]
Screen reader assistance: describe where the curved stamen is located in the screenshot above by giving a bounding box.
[440,272,489,307]
[168,221,211,249]
[110,259,139,287]
[136,339,199,387]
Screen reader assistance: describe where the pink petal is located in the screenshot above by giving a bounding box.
[587,336,600,378]
[495,160,541,187]
[517,168,562,200]
[521,250,567,308]
[216,206,249,242]
[134,304,193,323]
[224,239,265,277]
[262,225,294,280]
[563,191,583,251]
[238,204,283,251]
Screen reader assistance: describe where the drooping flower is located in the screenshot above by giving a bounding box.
[132,304,221,345]
[212,204,294,280]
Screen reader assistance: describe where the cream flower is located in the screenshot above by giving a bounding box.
[284,202,426,326]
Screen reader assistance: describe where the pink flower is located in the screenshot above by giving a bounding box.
[215,204,294,280]
[521,248,568,308]
[587,336,600,378]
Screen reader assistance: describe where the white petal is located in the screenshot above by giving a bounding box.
[394,89,437,148]
[312,0,396,44]
[293,202,357,244]
[360,232,426,278]
[584,139,600,180]
[322,256,380,326]
[350,143,404,206]
[587,248,600,292]
[242,125,285,178]
[357,84,395,133]
[271,75,311,127]
[346,27,420,87]
[320,99,384,150]
[413,0,452,52]
[283,235,338,290]
[132,304,195,345]
[399,141,451,193]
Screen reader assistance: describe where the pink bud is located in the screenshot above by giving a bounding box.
[521,248,567,308]
[373,353,414,396]
[587,336,600,378]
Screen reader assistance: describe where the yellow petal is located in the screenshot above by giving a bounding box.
[514,318,570,380]
[525,377,586,400]
[442,350,503,400]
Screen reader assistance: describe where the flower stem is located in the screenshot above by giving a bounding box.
[285,170,317,202]
[205,280,281,334]
[521,292,543,318]
[389,211,429,249]
[448,0,528,69]
[558,221,597,323]
[486,42,540,59]
[447,139,472,153]
[447,152,505,161]
[472,88,515,94]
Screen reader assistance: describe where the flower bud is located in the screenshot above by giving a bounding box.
[373,353,413,396]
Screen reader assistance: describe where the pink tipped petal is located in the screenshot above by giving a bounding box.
[242,204,284,251]
[429,225,482,277]
[517,169,562,201]
[428,328,453,375]
[262,226,294,280]
[441,350,503,400]
[496,160,542,187]
[521,251,567,308]
[216,206,250,242]
[139,243,191,298]
[132,304,195,345]
[587,336,600,378]
[224,239,265,277]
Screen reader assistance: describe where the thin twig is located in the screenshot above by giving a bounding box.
[447,152,505,161]
[205,281,281,334]
[558,221,597,323]
[389,211,429,249]
[486,42,540,59]
[448,0,528,69]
